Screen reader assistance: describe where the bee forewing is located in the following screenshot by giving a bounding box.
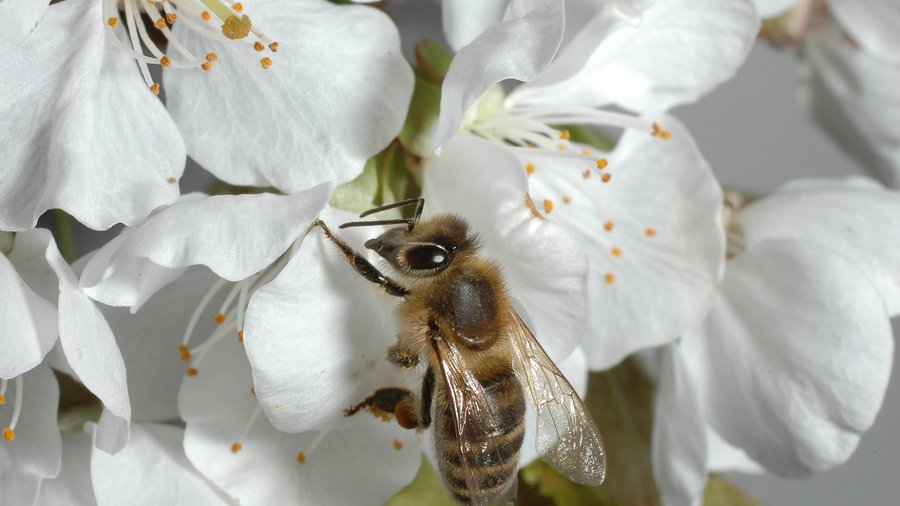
[509,312,607,486]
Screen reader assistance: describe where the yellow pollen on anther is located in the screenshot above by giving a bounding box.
[605,273,615,284]
[201,62,213,71]
[150,83,160,95]
[260,57,273,69]
[186,367,199,377]
[201,10,211,21]
[525,163,535,175]
[563,196,571,204]
[238,330,244,344]
[231,442,242,453]
[596,159,608,169]
[582,149,592,156]
[222,14,252,40]
[3,428,14,441]
[297,452,307,464]
[214,313,226,325]
[582,170,590,179]
[166,13,177,24]
[393,439,403,450]
[206,52,218,62]
[604,221,614,232]
[0,394,5,405]
[652,122,672,140]
[254,41,264,52]
[645,227,657,237]
[233,2,244,12]
[543,199,554,214]
[155,18,166,29]
[179,344,192,362]
[268,42,279,52]
[107,17,118,27]
[611,247,622,257]
[559,130,571,140]
[160,56,171,67]
[601,173,612,183]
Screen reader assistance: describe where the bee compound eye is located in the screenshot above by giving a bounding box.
[404,245,450,271]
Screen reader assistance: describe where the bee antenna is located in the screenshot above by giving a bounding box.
[339,218,416,231]
[358,198,425,222]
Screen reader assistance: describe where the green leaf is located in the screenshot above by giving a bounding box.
[330,158,380,214]
[385,454,458,506]
[415,39,454,85]
[398,73,443,158]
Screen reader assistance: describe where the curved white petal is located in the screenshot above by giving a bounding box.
[0,364,62,506]
[512,0,759,113]
[244,207,406,433]
[686,239,893,476]
[526,118,724,369]
[81,185,331,310]
[34,432,96,506]
[442,0,508,51]
[433,0,564,148]
[753,0,799,18]
[652,345,707,506]
[165,0,413,193]
[0,231,58,379]
[91,422,231,506]
[803,23,900,187]
[704,425,764,474]
[0,0,183,232]
[738,178,900,316]
[828,0,900,65]
[0,0,49,44]
[422,136,590,361]
[181,322,420,506]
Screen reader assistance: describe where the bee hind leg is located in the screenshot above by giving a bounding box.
[344,367,435,430]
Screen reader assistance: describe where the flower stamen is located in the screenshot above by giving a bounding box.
[2,376,23,442]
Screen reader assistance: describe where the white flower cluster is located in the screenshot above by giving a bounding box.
[1,0,898,505]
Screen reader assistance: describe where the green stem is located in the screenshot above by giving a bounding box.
[53,209,77,264]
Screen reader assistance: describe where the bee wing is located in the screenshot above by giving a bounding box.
[508,311,606,486]
[432,337,515,506]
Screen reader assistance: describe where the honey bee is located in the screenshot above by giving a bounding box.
[314,198,605,504]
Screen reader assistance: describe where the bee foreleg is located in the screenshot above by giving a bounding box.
[314,220,409,297]
[344,387,424,430]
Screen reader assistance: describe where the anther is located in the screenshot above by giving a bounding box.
[605,273,615,284]
[559,130,571,140]
[160,56,171,67]
[543,199,554,214]
[3,428,13,442]
[186,367,199,377]
[179,344,192,362]
[107,17,118,27]
[254,41,264,52]
[155,18,166,30]
[393,439,403,450]
[167,177,177,184]
[268,42,279,52]
[150,83,160,96]
[222,14,252,40]
[563,196,571,204]
[611,247,622,257]
[582,170,590,179]
[652,122,672,140]
[601,173,612,183]
[201,62,213,71]
[0,394,5,406]
[645,227,657,237]
[206,52,218,62]
[260,57,272,69]
[166,13,177,24]
[201,10,211,21]
[231,442,242,453]
[238,330,244,344]
[214,313,226,325]
[604,221,614,232]
[233,2,244,12]
[525,163,535,175]
[297,452,307,464]
[582,149,592,156]
[250,387,256,396]
[596,159,608,169]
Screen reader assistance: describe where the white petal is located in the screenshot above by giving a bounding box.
[81,186,331,310]
[181,322,420,506]
[828,0,900,65]
[0,231,58,378]
[687,239,893,476]
[165,0,413,193]
[652,345,707,506]
[0,0,49,44]
[244,207,406,433]
[512,0,759,113]
[442,0,508,51]
[704,425,763,474]
[0,0,183,232]
[104,267,223,422]
[422,136,590,361]
[433,0,564,148]
[753,0,799,18]
[0,364,62,506]
[34,432,96,506]
[526,118,725,369]
[803,23,900,187]
[91,422,231,506]
[738,178,900,316]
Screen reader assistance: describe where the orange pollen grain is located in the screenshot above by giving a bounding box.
[166,13,177,24]
[238,330,244,344]
[260,57,272,69]
[582,170,590,179]
[231,442,242,453]
[233,2,244,12]
[525,163,535,175]
[601,173,612,183]
[180,349,191,362]
[559,130,571,140]
[393,439,403,450]
[186,367,199,377]
[605,273,615,284]
[214,313,226,325]
[297,452,307,464]
[206,52,218,62]
[107,17,118,27]
[0,394,5,405]
[645,227,657,237]
[596,159,608,169]
[254,41,264,52]
[201,10,211,21]
[563,196,571,204]
[611,247,622,257]
[604,221,614,232]
[268,42,279,52]
[150,83,160,96]
[160,56,171,67]
[201,62,213,71]
[3,428,14,441]
[543,199,554,214]
[154,18,166,29]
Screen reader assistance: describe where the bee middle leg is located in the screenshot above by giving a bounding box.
[344,366,434,430]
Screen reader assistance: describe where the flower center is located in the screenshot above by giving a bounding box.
[103,0,280,95]
[0,377,23,442]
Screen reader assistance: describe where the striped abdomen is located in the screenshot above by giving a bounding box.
[435,370,526,504]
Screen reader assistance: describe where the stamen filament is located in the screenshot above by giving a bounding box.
[200,0,240,23]
[123,0,155,87]
[181,277,229,349]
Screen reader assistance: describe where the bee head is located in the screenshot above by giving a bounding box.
[365,214,477,277]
